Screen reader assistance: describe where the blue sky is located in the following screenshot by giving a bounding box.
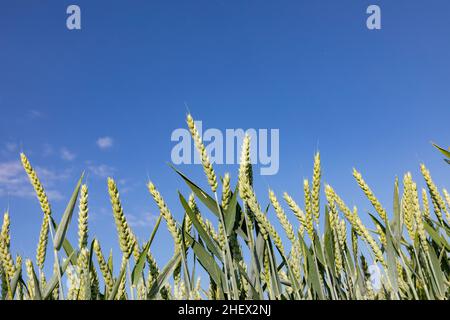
[0,1,449,270]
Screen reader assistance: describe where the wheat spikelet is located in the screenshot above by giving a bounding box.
[0,220,15,279]
[188,193,208,231]
[375,224,387,248]
[238,134,253,195]
[239,181,268,239]
[402,173,416,240]
[334,231,343,274]
[108,178,135,259]
[146,251,160,288]
[93,239,114,293]
[187,114,218,193]
[117,257,127,300]
[36,212,50,269]
[25,259,35,299]
[218,223,226,251]
[66,263,79,300]
[20,153,52,217]
[238,134,256,234]
[78,184,89,250]
[205,219,220,246]
[21,154,52,269]
[77,248,89,300]
[263,250,271,290]
[420,164,447,221]
[421,188,431,219]
[443,189,450,223]
[311,152,321,224]
[221,173,232,211]
[289,239,302,280]
[353,207,385,266]
[283,192,307,235]
[269,190,296,243]
[131,233,141,261]
[338,219,347,251]
[325,185,359,232]
[1,212,10,248]
[411,181,428,253]
[148,181,182,252]
[351,228,359,263]
[353,168,388,222]
[303,179,314,239]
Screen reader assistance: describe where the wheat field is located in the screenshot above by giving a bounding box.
[0,114,449,300]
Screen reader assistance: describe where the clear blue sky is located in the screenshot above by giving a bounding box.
[0,1,449,269]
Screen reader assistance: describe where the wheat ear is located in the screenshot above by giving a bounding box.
[283,192,306,237]
[0,212,15,279]
[269,190,296,243]
[108,178,135,259]
[148,181,182,252]
[93,239,114,293]
[353,168,388,222]
[221,173,232,211]
[420,164,447,222]
[187,114,218,193]
[78,184,89,250]
[311,152,321,224]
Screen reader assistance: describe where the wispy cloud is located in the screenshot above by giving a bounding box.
[0,160,69,201]
[42,144,54,157]
[88,164,115,178]
[96,137,114,150]
[28,109,44,119]
[127,213,159,228]
[5,142,17,153]
[60,147,76,161]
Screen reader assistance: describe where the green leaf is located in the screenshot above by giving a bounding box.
[384,224,399,296]
[54,173,84,250]
[183,231,224,288]
[9,263,22,298]
[427,247,445,298]
[170,164,220,217]
[43,252,74,299]
[148,253,182,299]
[432,143,450,160]
[50,217,77,266]
[223,186,239,236]
[179,192,222,259]
[131,214,163,287]
[424,221,450,251]
[107,260,128,300]
[180,215,192,296]
[391,177,402,243]
[30,262,42,300]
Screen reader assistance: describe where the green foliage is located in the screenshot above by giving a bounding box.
[0,125,449,301]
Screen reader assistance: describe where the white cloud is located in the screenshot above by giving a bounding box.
[5,143,17,153]
[96,137,114,150]
[28,109,44,119]
[0,160,69,201]
[60,147,76,161]
[42,144,54,157]
[127,213,159,228]
[88,164,115,178]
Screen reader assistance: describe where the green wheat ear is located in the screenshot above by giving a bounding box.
[78,184,89,250]
[187,114,218,193]
[108,177,135,259]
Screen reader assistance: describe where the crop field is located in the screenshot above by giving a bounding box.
[0,115,449,300]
